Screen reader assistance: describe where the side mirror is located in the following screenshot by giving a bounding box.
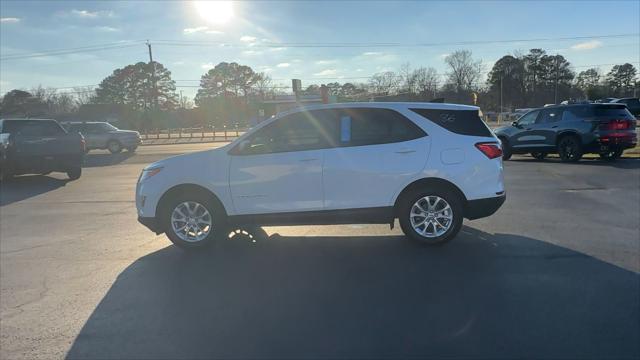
[231,139,251,155]
[511,121,520,128]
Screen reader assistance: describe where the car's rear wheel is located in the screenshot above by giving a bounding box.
[557,136,583,162]
[66,166,82,180]
[164,197,222,250]
[531,152,547,160]
[599,148,623,161]
[107,140,122,154]
[398,188,463,245]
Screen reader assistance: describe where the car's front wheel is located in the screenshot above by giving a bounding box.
[531,152,547,160]
[66,166,82,180]
[398,188,463,245]
[164,197,222,250]
[500,138,512,160]
[107,140,122,154]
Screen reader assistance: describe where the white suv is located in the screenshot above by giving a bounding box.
[136,102,505,249]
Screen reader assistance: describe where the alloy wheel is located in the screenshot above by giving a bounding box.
[409,195,453,238]
[170,201,213,242]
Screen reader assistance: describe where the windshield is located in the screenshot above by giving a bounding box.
[97,123,118,131]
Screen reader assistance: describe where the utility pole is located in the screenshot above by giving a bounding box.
[146,40,159,109]
[554,55,559,104]
[500,75,503,119]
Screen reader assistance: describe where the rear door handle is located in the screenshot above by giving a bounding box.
[551,125,558,128]
[299,158,318,162]
[395,149,416,154]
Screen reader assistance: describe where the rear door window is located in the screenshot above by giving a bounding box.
[537,108,563,124]
[340,108,426,146]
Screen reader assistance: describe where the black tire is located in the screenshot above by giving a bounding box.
[599,148,623,161]
[107,140,122,154]
[0,168,11,183]
[500,138,512,160]
[67,166,82,180]
[163,194,225,250]
[557,136,583,162]
[398,187,464,245]
[126,146,138,152]
[531,152,547,160]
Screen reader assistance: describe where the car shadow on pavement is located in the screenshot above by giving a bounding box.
[510,157,640,169]
[83,151,135,168]
[0,175,68,206]
[66,226,639,359]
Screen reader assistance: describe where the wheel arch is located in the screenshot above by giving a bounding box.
[156,183,228,231]
[555,130,581,145]
[393,177,469,217]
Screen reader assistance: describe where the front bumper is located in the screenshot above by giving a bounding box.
[138,216,163,234]
[465,194,506,220]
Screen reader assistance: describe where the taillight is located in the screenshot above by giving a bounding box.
[475,142,503,159]
[600,119,632,131]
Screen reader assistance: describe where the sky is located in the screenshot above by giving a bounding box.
[1,0,639,100]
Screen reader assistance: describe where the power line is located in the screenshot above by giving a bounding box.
[0,41,145,61]
[152,33,639,48]
[2,34,637,61]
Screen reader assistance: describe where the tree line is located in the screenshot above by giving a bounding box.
[1,48,637,128]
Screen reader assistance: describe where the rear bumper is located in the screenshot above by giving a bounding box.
[138,216,163,234]
[465,194,506,220]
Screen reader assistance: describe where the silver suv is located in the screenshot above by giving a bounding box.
[63,122,141,153]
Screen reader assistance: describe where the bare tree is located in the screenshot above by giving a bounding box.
[399,62,415,93]
[444,50,483,92]
[73,86,97,107]
[412,67,440,97]
[368,71,401,95]
[252,72,275,100]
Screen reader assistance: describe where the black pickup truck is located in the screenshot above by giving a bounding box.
[0,119,85,181]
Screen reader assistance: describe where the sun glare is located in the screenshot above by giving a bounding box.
[194,1,234,25]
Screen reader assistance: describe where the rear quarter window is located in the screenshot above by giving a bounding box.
[564,105,635,120]
[410,108,493,137]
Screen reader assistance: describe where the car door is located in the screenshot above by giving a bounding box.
[85,123,109,148]
[509,109,541,150]
[228,110,336,215]
[323,107,430,210]
[10,121,71,169]
[531,108,563,149]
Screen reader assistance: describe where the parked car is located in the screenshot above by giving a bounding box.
[136,102,506,250]
[62,122,141,154]
[609,97,640,118]
[0,119,85,181]
[494,103,637,162]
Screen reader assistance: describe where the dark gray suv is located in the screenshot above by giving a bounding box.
[494,103,637,162]
[63,122,141,154]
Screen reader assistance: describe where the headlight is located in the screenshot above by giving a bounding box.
[138,166,163,183]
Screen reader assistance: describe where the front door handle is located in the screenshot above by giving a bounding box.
[299,158,318,162]
[525,128,532,131]
[395,149,416,154]
[551,125,558,128]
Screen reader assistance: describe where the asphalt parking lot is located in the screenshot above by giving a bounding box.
[1,143,639,359]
